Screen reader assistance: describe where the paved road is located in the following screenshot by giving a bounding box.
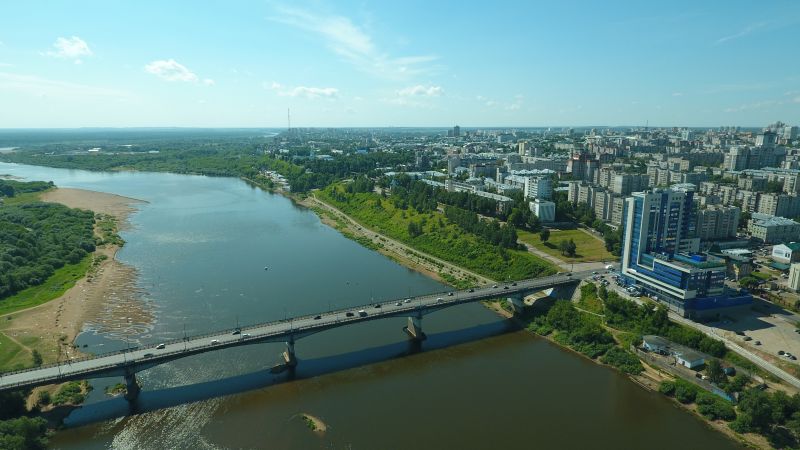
[603,272,800,390]
[0,270,592,392]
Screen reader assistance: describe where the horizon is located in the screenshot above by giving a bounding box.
[1,1,798,128]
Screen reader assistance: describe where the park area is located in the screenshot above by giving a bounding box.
[518,228,616,263]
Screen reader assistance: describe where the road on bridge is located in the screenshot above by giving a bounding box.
[0,269,597,393]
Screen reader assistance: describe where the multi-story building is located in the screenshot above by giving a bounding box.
[757,193,800,218]
[594,190,613,221]
[620,188,751,319]
[695,206,740,241]
[530,199,555,223]
[611,196,626,226]
[524,176,552,200]
[611,173,650,195]
[748,213,800,243]
[789,263,800,292]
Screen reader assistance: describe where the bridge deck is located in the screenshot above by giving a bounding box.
[0,270,593,392]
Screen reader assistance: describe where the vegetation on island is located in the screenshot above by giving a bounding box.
[0,182,96,301]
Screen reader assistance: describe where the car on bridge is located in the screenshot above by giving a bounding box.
[358,310,367,317]
[156,344,166,350]
[346,312,355,317]
[211,339,220,345]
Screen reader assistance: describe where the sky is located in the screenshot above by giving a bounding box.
[0,0,798,128]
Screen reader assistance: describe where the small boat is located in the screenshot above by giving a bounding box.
[264,266,269,271]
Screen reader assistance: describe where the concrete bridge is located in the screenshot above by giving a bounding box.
[0,269,596,401]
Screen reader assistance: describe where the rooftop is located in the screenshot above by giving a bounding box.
[751,213,800,227]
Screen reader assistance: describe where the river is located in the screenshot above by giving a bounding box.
[0,162,741,449]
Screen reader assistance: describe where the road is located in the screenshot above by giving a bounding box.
[0,270,591,392]
[603,273,800,390]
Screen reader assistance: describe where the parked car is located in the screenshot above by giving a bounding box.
[743,336,752,341]
[448,292,454,296]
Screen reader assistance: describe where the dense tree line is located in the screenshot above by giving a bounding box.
[0,391,49,449]
[600,289,726,357]
[0,201,95,299]
[0,180,53,198]
[443,206,519,249]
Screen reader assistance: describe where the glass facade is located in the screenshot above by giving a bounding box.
[620,188,748,317]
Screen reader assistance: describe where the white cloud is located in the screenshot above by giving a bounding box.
[0,71,131,100]
[268,81,339,99]
[715,22,767,45]
[269,6,438,80]
[144,59,207,83]
[397,85,443,97]
[723,100,776,113]
[44,36,93,63]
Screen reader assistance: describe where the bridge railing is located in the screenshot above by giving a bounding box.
[0,273,577,386]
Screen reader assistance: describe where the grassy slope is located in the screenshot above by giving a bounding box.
[518,228,616,263]
[317,186,558,281]
[0,255,92,317]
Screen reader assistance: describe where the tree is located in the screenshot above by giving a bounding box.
[31,350,42,367]
[0,416,50,450]
[565,239,577,257]
[559,239,569,256]
[539,228,550,243]
[705,359,725,384]
[736,388,775,432]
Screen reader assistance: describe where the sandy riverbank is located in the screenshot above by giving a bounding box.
[1,188,154,374]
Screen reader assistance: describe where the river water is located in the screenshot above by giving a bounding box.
[0,162,740,449]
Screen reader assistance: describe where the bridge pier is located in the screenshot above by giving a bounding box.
[403,314,426,341]
[507,295,526,315]
[282,337,297,368]
[124,372,140,403]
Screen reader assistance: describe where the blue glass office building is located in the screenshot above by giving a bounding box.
[620,188,751,319]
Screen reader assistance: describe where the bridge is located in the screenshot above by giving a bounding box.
[0,269,597,402]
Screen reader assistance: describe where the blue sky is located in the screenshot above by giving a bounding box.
[0,0,798,128]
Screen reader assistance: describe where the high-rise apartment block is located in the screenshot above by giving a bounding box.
[620,188,751,319]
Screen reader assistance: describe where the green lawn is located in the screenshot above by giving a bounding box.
[0,255,92,317]
[519,228,616,263]
[317,186,558,281]
[750,271,771,280]
[0,332,29,373]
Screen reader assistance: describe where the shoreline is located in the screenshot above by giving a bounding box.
[283,186,762,449]
[0,187,151,409]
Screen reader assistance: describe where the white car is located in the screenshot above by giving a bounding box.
[156,343,166,350]
[210,339,220,345]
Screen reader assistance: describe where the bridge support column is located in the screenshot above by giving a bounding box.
[403,314,427,341]
[282,337,297,368]
[507,295,526,315]
[124,372,140,402]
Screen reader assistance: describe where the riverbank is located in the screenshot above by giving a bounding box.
[298,193,493,286]
[0,188,150,374]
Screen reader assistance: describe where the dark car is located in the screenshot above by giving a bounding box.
[468,288,474,293]
[345,312,354,317]
[511,282,517,286]
[143,353,154,358]
[314,315,322,320]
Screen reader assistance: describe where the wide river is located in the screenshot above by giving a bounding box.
[0,162,740,449]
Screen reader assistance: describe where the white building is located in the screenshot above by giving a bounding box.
[530,199,556,223]
[789,263,800,292]
[523,176,552,200]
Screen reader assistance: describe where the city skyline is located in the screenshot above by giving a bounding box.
[0,0,798,128]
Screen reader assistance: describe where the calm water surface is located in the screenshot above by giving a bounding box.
[0,162,740,449]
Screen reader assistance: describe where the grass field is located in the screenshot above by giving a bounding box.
[0,255,92,317]
[0,332,30,372]
[317,186,558,281]
[518,228,616,263]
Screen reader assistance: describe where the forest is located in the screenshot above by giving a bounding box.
[0,183,96,299]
